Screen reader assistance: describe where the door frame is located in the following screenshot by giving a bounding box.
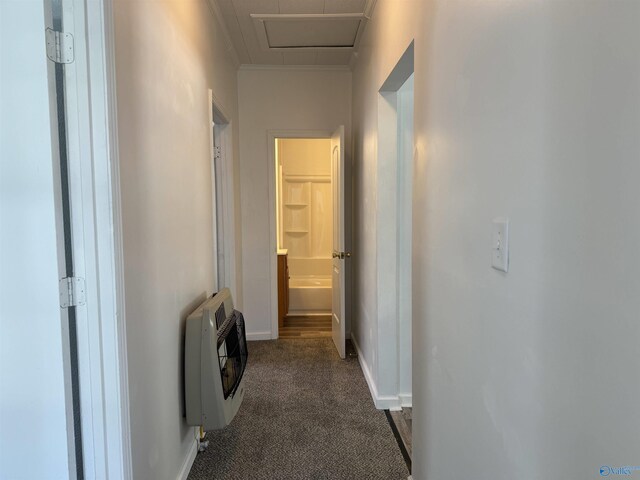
[60,0,132,477]
[267,130,333,339]
[208,91,238,296]
[355,41,414,410]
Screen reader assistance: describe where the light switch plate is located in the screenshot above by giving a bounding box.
[492,218,509,272]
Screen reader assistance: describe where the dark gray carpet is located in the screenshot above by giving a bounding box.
[188,339,409,480]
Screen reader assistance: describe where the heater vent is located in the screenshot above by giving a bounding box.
[184,288,248,431]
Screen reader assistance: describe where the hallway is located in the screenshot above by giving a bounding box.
[188,339,408,480]
[4,0,640,479]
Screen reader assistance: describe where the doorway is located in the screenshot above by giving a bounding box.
[274,138,334,339]
[268,128,347,357]
[209,91,238,297]
[377,41,414,469]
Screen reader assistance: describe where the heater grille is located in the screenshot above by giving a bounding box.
[217,308,248,399]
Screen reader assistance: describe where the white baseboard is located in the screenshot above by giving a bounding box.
[378,395,403,410]
[399,393,412,408]
[350,335,377,400]
[246,331,273,341]
[177,438,198,480]
[351,336,403,410]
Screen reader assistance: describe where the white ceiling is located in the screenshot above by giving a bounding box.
[211,0,375,66]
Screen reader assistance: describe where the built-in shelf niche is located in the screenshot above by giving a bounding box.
[282,176,331,258]
[284,182,308,205]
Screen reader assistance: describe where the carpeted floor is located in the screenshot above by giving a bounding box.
[188,339,409,480]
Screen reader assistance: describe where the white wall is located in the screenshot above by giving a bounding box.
[352,1,640,479]
[112,2,240,478]
[0,2,71,479]
[238,67,351,339]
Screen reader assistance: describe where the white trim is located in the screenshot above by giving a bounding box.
[68,0,133,477]
[267,130,333,340]
[210,90,233,126]
[239,64,351,72]
[54,0,132,477]
[221,122,239,300]
[351,336,402,410]
[206,0,241,68]
[66,0,104,472]
[177,439,198,480]
[102,1,134,477]
[399,394,412,408]
[208,92,240,300]
[246,331,274,341]
[208,90,218,291]
[350,335,378,400]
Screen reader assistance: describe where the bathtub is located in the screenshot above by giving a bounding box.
[288,276,332,314]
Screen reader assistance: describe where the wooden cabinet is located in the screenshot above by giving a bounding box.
[277,253,289,328]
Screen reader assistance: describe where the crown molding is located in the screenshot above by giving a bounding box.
[206,0,241,69]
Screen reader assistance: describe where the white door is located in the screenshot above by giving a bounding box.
[331,126,347,358]
[0,2,76,478]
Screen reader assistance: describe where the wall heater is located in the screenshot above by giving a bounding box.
[184,288,248,430]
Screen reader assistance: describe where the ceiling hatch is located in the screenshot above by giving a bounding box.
[251,13,367,51]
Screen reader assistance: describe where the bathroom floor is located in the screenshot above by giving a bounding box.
[279,314,332,339]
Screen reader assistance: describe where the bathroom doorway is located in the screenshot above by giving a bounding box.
[274,137,334,339]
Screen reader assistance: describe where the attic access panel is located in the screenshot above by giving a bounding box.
[251,13,367,51]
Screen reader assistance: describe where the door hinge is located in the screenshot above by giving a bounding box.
[59,277,86,308]
[46,28,74,64]
[214,146,222,161]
